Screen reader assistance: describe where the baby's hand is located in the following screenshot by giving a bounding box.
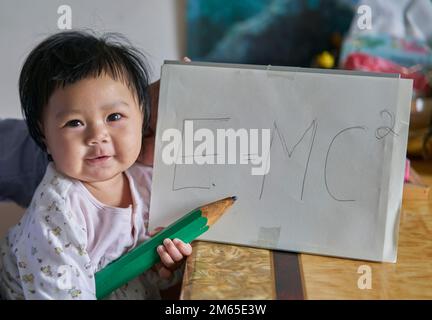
[149,228,193,279]
[156,238,192,279]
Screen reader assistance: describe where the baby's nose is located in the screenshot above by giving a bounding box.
[85,124,110,145]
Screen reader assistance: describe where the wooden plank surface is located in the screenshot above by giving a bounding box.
[273,251,304,300]
[180,241,275,299]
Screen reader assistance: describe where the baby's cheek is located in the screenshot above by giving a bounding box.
[114,121,142,159]
[121,136,142,162]
[53,154,80,178]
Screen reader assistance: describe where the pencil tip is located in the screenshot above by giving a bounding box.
[232,196,237,202]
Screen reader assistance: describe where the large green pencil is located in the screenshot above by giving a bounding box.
[95,196,237,299]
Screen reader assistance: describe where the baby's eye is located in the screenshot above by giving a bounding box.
[65,120,83,127]
[107,113,122,122]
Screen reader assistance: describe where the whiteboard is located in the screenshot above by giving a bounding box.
[149,61,413,263]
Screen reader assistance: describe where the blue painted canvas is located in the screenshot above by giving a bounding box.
[187,0,359,67]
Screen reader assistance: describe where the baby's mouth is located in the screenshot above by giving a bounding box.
[85,155,112,165]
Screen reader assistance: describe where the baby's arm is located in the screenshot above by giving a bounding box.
[13,194,96,299]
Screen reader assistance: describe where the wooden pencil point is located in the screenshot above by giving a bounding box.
[201,196,236,226]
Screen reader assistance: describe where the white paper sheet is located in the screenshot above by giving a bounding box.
[149,61,412,263]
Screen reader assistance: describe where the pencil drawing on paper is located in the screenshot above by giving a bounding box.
[375,109,398,140]
[172,117,230,191]
[150,62,412,262]
[259,120,317,200]
[170,109,400,201]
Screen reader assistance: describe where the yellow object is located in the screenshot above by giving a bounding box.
[317,51,335,69]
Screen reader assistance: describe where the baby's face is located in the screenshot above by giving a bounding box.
[42,74,144,183]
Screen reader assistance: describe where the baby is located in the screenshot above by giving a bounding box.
[0,31,191,299]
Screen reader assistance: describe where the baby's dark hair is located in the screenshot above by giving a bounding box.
[19,30,151,153]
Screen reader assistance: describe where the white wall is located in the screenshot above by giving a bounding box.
[0,0,186,119]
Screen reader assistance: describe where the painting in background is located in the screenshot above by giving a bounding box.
[187,0,359,67]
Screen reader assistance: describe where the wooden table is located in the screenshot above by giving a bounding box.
[180,161,432,299]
